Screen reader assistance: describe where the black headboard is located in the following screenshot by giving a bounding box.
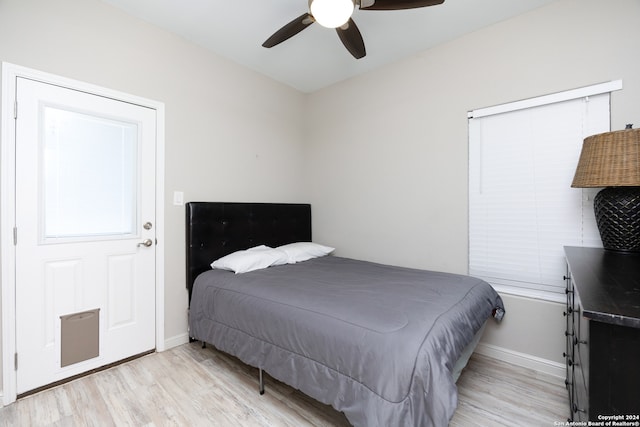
[185,202,312,303]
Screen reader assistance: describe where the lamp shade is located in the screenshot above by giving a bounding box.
[571,127,640,252]
[571,128,640,188]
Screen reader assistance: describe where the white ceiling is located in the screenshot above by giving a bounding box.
[100,0,558,93]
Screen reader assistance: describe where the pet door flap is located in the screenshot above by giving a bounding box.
[60,308,100,367]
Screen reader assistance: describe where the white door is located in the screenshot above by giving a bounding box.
[14,77,156,394]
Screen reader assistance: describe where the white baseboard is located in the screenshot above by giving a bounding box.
[163,332,190,350]
[475,342,565,379]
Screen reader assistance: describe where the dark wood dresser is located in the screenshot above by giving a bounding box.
[564,246,640,422]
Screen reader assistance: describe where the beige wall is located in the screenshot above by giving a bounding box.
[1,0,639,398]
[304,0,640,368]
[0,0,306,394]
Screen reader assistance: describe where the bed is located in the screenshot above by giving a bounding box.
[186,202,504,427]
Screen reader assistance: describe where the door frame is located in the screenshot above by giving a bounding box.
[0,62,166,406]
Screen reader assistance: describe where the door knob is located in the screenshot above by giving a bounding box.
[137,239,153,247]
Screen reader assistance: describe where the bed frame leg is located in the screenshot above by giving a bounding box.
[259,368,265,395]
[201,341,206,349]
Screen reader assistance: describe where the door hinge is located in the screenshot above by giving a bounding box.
[13,227,17,245]
[14,353,18,371]
[14,100,18,119]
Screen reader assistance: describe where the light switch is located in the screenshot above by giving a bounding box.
[173,191,184,206]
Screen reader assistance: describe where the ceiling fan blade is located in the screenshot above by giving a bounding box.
[360,0,444,11]
[336,18,366,59]
[262,13,314,48]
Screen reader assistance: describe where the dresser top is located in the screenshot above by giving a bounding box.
[565,246,640,329]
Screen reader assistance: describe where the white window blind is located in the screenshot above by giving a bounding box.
[468,85,619,302]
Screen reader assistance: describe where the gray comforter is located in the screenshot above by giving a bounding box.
[189,256,504,426]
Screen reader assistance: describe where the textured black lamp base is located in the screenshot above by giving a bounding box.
[594,187,640,253]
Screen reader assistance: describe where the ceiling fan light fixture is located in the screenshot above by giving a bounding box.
[309,0,354,28]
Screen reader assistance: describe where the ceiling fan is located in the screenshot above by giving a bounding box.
[262,0,445,59]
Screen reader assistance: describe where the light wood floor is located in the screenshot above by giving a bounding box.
[0,342,568,426]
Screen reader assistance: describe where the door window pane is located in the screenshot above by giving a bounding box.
[42,107,138,240]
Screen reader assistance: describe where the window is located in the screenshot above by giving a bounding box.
[42,106,138,241]
[468,81,621,302]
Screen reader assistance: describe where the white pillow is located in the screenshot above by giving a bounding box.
[246,245,289,266]
[211,245,288,274]
[277,242,335,264]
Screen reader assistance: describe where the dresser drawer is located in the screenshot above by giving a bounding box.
[575,304,589,398]
[572,346,589,420]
